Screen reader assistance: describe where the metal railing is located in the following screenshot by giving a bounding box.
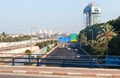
[0,56,119,68]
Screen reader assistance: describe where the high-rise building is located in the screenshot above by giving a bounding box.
[84,2,101,26]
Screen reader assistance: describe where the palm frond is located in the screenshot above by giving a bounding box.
[97,23,117,42]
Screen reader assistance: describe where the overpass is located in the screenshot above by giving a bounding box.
[0,42,119,77]
[0,65,119,78]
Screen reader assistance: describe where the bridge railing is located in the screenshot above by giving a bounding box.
[0,56,119,68]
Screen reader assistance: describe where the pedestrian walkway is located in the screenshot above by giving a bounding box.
[0,65,119,78]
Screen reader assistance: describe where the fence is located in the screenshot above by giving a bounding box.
[0,56,119,68]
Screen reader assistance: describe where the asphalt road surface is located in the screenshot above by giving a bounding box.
[40,43,93,67]
[45,43,91,59]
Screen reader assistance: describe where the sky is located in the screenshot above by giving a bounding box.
[0,0,120,34]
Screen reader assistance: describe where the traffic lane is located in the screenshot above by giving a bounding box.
[40,43,93,67]
[67,43,92,60]
[40,47,78,66]
[41,48,89,66]
[46,42,92,60]
[46,47,77,59]
[0,73,83,78]
[70,44,92,59]
[76,51,92,59]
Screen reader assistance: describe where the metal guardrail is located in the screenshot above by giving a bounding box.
[0,56,119,68]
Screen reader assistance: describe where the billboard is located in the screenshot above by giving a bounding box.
[70,33,77,42]
[91,6,101,14]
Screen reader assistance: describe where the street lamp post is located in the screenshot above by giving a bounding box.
[30,27,36,52]
[89,29,93,46]
[106,37,109,59]
[13,42,16,57]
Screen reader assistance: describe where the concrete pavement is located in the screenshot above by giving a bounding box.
[0,65,119,78]
[0,73,94,78]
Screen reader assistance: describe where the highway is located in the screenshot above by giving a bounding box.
[45,43,91,59]
[40,43,93,67]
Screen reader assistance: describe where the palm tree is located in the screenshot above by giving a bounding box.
[79,34,87,46]
[97,23,117,58]
[97,23,117,42]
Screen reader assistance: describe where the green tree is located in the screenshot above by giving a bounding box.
[25,49,31,55]
[25,49,31,65]
[97,23,117,57]
[108,34,120,56]
[35,42,45,49]
[79,34,87,46]
[97,23,117,42]
[91,41,107,55]
[47,46,50,51]
[107,16,120,33]
[2,32,6,37]
[79,23,105,41]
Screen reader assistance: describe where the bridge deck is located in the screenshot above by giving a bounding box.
[0,65,119,78]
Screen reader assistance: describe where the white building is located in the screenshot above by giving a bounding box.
[37,29,55,38]
[84,2,102,26]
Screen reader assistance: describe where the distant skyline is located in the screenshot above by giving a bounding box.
[0,0,120,34]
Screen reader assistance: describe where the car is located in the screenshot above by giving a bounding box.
[75,48,78,51]
[68,48,71,50]
[62,45,65,48]
[76,54,81,58]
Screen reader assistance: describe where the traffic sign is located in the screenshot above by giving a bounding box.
[70,33,77,42]
[58,37,70,42]
[66,37,71,42]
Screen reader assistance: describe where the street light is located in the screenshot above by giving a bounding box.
[82,31,88,45]
[13,42,16,57]
[30,27,36,52]
[89,29,93,46]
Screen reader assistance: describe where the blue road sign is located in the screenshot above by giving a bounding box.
[66,37,71,42]
[58,37,70,42]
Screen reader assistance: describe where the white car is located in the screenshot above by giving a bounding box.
[62,45,65,48]
[76,54,81,58]
[68,48,71,50]
[75,48,78,51]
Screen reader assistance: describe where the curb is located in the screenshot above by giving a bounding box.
[0,70,120,78]
[41,45,59,58]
